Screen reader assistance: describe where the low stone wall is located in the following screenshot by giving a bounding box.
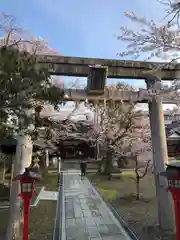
[62,160,100,170]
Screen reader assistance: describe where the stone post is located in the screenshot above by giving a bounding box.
[45,149,49,168]
[58,157,61,174]
[145,77,175,231]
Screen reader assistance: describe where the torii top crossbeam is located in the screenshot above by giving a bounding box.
[39,55,180,80]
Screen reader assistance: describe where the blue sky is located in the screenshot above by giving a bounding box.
[1,0,164,57]
[1,0,167,89]
[2,0,176,114]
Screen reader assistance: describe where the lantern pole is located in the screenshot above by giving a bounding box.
[23,198,31,240]
[173,194,180,240]
[10,167,41,240]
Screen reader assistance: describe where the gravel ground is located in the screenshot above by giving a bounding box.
[88,172,176,240]
[112,195,176,240]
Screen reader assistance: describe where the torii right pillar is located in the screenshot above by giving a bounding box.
[145,77,175,231]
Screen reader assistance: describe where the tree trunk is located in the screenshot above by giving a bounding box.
[0,167,4,181]
[2,160,6,181]
[136,176,140,200]
[6,134,33,240]
[39,155,46,169]
[0,153,8,181]
[103,158,111,174]
[9,163,14,188]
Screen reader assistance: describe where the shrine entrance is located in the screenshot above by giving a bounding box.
[39,54,178,230]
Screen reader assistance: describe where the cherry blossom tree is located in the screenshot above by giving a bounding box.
[116,11,180,61]
[124,118,152,199]
[115,6,180,112]
[86,84,138,179]
[158,0,180,26]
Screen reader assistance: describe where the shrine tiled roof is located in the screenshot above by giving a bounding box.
[166,121,180,137]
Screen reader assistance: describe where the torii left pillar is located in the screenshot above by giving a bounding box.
[146,77,175,231]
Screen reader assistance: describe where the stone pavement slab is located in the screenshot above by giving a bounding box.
[39,189,58,201]
[63,170,133,240]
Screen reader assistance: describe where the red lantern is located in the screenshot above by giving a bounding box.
[13,168,41,240]
[161,162,180,240]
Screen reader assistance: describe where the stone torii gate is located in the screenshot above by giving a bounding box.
[39,55,177,231]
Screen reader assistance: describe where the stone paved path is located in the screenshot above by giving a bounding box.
[63,170,133,240]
